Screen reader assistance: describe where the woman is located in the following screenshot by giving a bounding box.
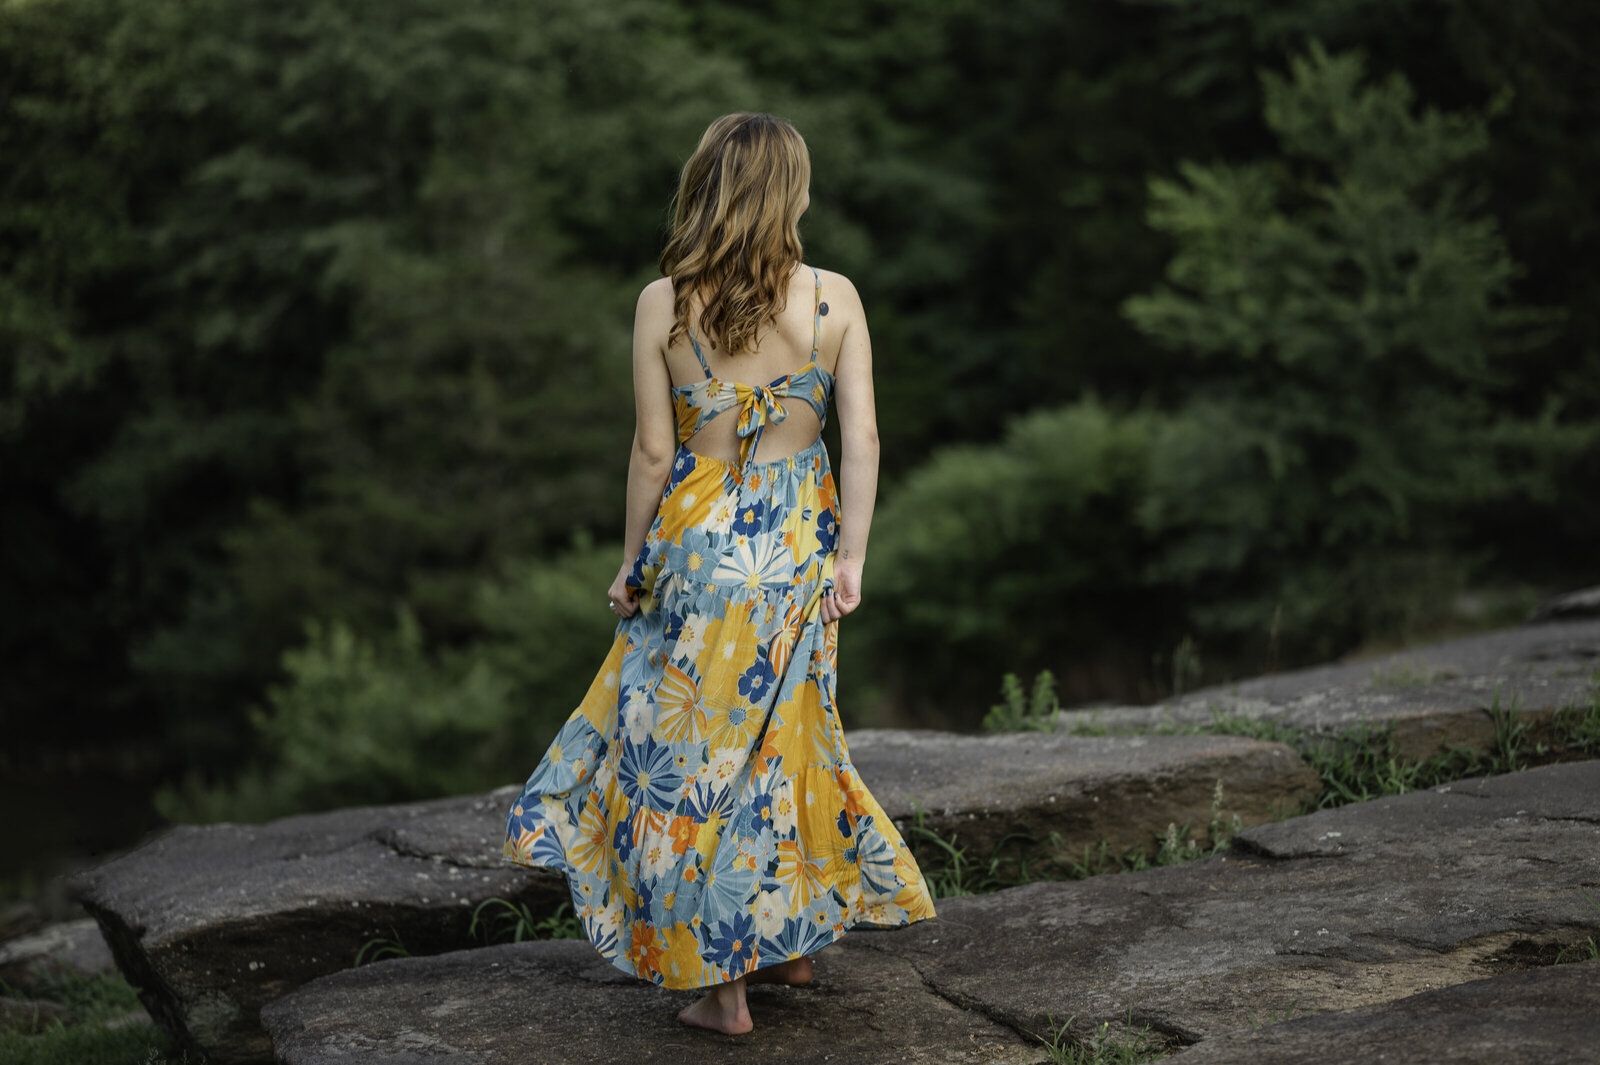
[502,112,935,1035]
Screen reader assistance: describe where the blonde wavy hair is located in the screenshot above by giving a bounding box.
[659,113,811,355]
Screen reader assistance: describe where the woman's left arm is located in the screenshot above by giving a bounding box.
[608,280,678,618]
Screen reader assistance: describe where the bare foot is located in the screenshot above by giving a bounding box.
[746,956,813,986]
[677,976,753,1035]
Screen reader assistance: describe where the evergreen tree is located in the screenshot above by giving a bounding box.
[1122,42,1595,658]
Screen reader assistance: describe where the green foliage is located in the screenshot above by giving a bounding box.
[1550,699,1600,759]
[0,0,758,769]
[999,680,1600,823]
[154,538,619,821]
[901,804,1042,899]
[982,670,1062,733]
[1041,1011,1167,1065]
[6,0,1600,836]
[1123,41,1598,659]
[470,898,584,944]
[906,778,1242,896]
[353,929,412,967]
[1202,685,1600,813]
[154,605,513,821]
[0,968,190,1065]
[860,396,1170,714]
[1553,889,1600,965]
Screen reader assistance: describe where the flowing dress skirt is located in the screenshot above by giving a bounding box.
[502,436,936,989]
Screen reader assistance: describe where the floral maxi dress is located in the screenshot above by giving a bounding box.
[501,267,936,989]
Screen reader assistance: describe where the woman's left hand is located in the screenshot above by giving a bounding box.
[607,564,640,619]
[820,557,863,624]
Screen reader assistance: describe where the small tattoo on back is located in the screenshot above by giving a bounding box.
[818,302,829,316]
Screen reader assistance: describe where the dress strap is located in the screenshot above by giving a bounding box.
[687,326,713,378]
[809,266,822,361]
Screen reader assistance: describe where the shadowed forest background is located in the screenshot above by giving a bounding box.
[3,0,1598,887]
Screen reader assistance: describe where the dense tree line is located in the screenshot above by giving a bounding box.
[2,0,1595,820]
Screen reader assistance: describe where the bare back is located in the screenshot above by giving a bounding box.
[664,264,841,465]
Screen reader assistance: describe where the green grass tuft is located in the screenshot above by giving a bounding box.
[1554,888,1600,965]
[470,897,584,944]
[982,671,1063,733]
[1038,1010,1168,1064]
[905,780,1243,897]
[353,928,412,966]
[0,969,193,1065]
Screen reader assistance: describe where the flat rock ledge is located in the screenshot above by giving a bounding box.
[870,759,1600,1048]
[1055,616,1600,761]
[1529,583,1600,623]
[257,760,1600,1064]
[64,727,1312,1064]
[0,916,116,992]
[1166,960,1600,1065]
[848,729,1318,861]
[67,789,569,1065]
[260,936,1040,1065]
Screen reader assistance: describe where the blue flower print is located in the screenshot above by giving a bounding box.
[746,789,776,836]
[634,877,657,921]
[731,497,766,537]
[612,816,634,862]
[704,911,757,973]
[624,547,648,595]
[685,777,737,822]
[815,507,838,554]
[665,449,697,495]
[739,647,776,702]
[702,860,757,919]
[760,911,836,962]
[665,526,718,581]
[585,913,619,960]
[617,736,684,810]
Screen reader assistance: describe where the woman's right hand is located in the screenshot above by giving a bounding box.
[607,563,640,619]
[820,557,863,623]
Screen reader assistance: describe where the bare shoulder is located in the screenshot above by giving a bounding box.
[635,276,676,343]
[637,275,674,311]
[812,267,862,311]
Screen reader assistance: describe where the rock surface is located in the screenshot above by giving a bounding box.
[64,726,1316,1063]
[0,916,115,992]
[868,760,1600,1046]
[1055,617,1600,760]
[260,935,1040,1065]
[66,788,567,1065]
[1166,959,1600,1065]
[848,729,1318,860]
[257,760,1600,1063]
[1529,584,1600,623]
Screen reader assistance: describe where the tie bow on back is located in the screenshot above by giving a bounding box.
[733,380,791,469]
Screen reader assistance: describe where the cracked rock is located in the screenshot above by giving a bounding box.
[1166,959,1600,1064]
[863,760,1600,1045]
[65,724,1317,1064]
[1054,617,1600,761]
[849,729,1319,866]
[66,788,567,1064]
[260,936,1041,1064]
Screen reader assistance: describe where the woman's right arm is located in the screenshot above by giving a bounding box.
[607,279,678,618]
[822,273,878,624]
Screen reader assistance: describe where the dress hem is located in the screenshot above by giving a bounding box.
[497,853,937,992]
